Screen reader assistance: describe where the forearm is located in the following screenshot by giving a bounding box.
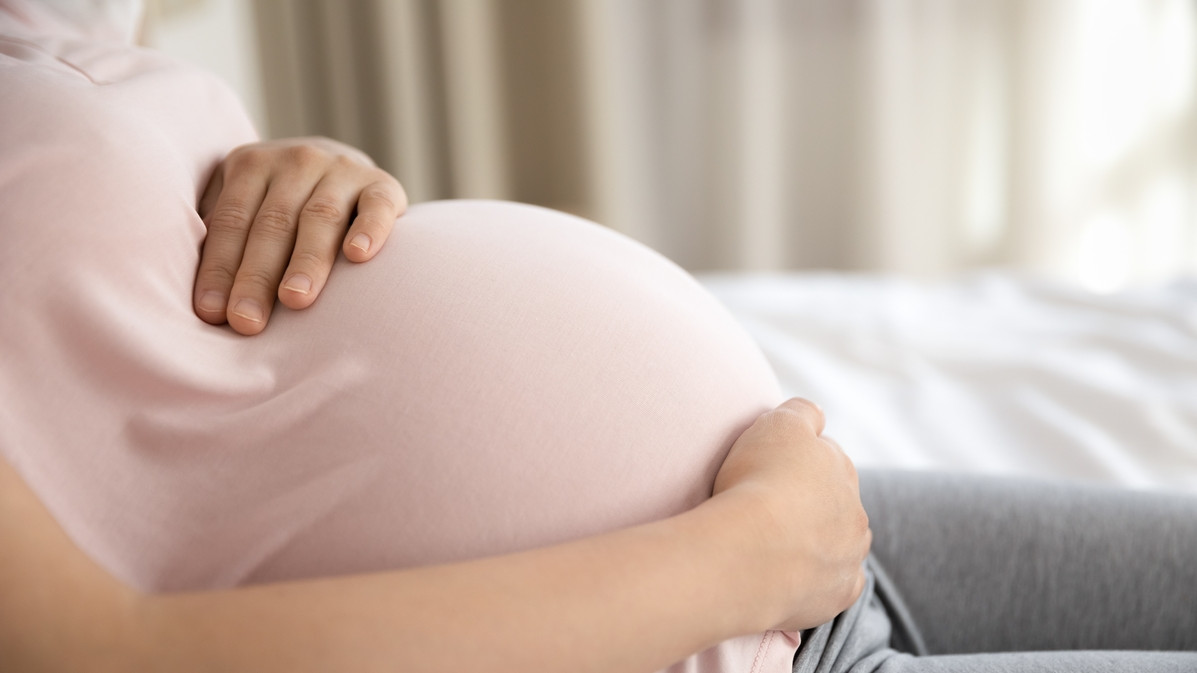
[139,496,770,673]
[6,397,859,672]
[0,458,143,673]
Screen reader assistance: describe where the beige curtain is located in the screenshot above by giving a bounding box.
[250,0,1197,289]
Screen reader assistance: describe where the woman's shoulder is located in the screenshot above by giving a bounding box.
[0,19,257,268]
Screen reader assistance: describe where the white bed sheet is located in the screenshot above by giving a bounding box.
[700,271,1197,494]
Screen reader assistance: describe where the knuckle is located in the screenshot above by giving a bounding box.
[206,200,255,237]
[764,407,811,437]
[235,266,281,293]
[777,397,823,423]
[855,507,871,535]
[851,570,868,603]
[785,396,822,415]
[362,181,404,213]
[843,453,859,479]
[332,154,360,170]
[768,406,803,425]
[285,144,327,169]
[196,264,236,289]
[253,205,298,240]
[841,577,858,606]
[289,247,330,272]
[783,397,826,430]
[755,409,797,437]
[300,196,345,225]
[224,145,268,173]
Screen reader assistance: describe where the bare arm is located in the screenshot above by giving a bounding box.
[142,496,763,673]
[1,399,868,673]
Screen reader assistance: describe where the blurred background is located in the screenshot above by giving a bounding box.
[143,0,1197,291]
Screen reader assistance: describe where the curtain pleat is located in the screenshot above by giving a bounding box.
[248,0,1197,287]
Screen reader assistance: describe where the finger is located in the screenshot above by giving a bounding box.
[821,435,855,465]
[776,397,826,436]
[193,169,269,326]
[197,163,224,220]
[278,172,361,310]
[821,434,843,454]
[226,177,316,335]
[822,435,861,493]
[850,564,868,604]
[342,175,406,262]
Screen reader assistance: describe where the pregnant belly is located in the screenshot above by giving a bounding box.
[8,199,795,673]
[225,200,785,584]
[19,200,783,591]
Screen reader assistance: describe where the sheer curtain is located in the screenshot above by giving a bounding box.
[250,0,1197,289]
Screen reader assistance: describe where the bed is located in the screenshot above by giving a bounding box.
[700,271,1197,494]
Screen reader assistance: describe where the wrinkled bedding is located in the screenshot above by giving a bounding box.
[701,272,1197,494]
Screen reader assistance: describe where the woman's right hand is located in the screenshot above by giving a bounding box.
[712,398,872,632]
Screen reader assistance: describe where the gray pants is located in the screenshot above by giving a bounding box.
[795,470,1197,672]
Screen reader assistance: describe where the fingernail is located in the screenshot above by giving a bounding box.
[231,298,263,323]
[282,274,312,295]
[198,291,225,312]
[349,233,372,253]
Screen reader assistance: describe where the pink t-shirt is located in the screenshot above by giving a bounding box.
[0,2,797,670]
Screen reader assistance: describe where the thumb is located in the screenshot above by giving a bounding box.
[772,397,826,437]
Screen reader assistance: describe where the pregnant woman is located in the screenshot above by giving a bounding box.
[0,2,863,671]
[3,2,1196,672]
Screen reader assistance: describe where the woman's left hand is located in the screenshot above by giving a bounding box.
[193,137,407,335]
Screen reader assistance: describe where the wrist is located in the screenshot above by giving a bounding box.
[682,489,788,635]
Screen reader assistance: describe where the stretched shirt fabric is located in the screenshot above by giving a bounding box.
[0,1,796,670]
